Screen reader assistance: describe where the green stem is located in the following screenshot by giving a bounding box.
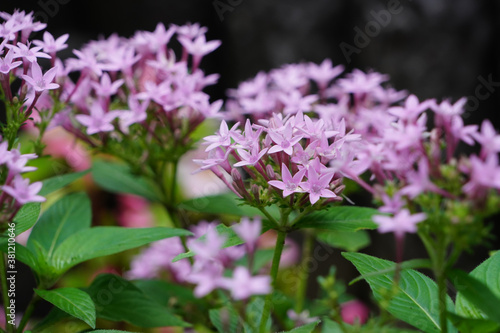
[295,230,314,313]
[17,294,40,333]
[0,255,13,333]
[170,161,178,206]
[259,229,286,333]
[257,207,279,229]
[434,237,448,333]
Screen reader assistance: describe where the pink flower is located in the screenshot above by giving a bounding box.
[0,49,22,74]
[219,266,271,300]
[75,102,119,135]
[268,163,307,198]
[21,61,59,93]
[233,217,262,252]
[33,31,69,54]
[373,209,426,237]
[2,175,45,205]
[299,167,337,205]
[341,300,370,325]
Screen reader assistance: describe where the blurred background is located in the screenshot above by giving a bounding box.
[1,0,499,127]
[2,0,500,325]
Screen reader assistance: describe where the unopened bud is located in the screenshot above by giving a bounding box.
[334,185,346,195]
[251,184,260,203]
[266,165,275,180]
[231,168,242,183]
[331,178,342,187]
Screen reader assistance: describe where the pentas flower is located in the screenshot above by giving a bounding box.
[373,209,427,238]
[473,120,500,157]
[0,49,22,74]
[233,217,262,252]
[299,167,337,204]
[269,164,306,198]
[7,42,51,63]
[220,266,271,300]
[21,61,59,93]
[33,31,69,55]
[75,102,119,135]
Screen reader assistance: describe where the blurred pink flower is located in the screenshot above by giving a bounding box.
[341,300,370,325]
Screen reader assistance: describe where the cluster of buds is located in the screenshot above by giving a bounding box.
[0,137,45,225]
[127,218,271,300]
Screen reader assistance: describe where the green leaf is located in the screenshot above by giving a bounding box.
[447,312,500,333]
[321,318,343,333]
[133,279,197,306]
[317,230,370,252]
[342,252,456,333]
[349,259,432,285]
[179,193,280,222]
[38,169,90,196]
[30,307,71,333]
[451,268,500,323]
[172,224,243,262]
[35,288,96,328]
[282,321,320,332]
[51,227,191,274]
[7,243,39,272]
[92,159,161,201]
[293,206,378,231]
[28,192,91,257]
[209,306,240,333]
[86,274,189,328]
[12,202,41,236]
[455,251,500,322]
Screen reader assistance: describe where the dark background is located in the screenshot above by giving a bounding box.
[3,0,500,313]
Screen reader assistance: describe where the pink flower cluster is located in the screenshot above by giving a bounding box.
[197,113,358,206]
[0,138,45,222]
[204,60,500,236]
[126,218,271,300]
[0,10,64,117]
[58,22,222,143]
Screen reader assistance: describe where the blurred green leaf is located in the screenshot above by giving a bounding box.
[317,229,370,252]
[209,306,240,333]
[86,274,189,328]
[282,321,320,332]
[92,159,161,201]
[39,169,90,196]
[447,312,500,333]
[452,263,500,323]
[293,207,378,231]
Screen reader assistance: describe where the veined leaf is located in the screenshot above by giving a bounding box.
[35,288,96,328]
[28,192,91,257]
[343,252,456,333]
[454,251,500,323]
[52,227,191,274]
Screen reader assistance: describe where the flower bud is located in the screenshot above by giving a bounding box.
[266,165,275,180]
